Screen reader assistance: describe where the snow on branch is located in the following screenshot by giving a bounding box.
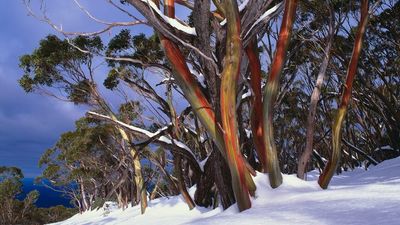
[342,138,379,165]
[87,111,202,172]
[88,111,156,137]
[141,0,196,35]
[220,0,250,26]
[125,0,217,70]
[239,0,250,12]
[244,2,283,40]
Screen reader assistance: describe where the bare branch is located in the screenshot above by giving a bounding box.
[87,111,203,174]
[25,0,146,37]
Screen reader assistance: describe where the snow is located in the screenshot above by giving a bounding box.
[188,68,206,87]
[158,136,198,163]
[141,0,196,35]
[198,155,209,171]
[220,0,249,26]
[244,2,283,39]
[374,145,396,152]
[87,111,200,170]
[238,0,250,12]
[50,157,400,225]
[90,111,162,138]
[241,90,251,99]
[160,77,175,83]
[244,128,252,138]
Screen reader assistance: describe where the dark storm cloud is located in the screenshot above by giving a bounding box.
[0,1,88,177]
[0,0,166,177]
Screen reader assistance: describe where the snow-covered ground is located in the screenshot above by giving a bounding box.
[51,157,400,225]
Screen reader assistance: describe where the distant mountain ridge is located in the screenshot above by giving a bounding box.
[18,178,74,208]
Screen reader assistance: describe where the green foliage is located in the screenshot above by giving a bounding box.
[39,117,113,186]
[68,79,94,104]
[0,166,75,224]
[0,166,24,200]
[104,69,120,90]
[107,29,131,55]
[37,115,139,212]
[35,206,77,224]
[118,101,143,122]
[106,30,164,67]
[18,35,103,104]
[0,166,23,180]
[91,197,107,210]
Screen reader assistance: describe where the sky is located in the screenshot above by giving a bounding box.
[0,0,192,178]
[0,1,83,177]
[0,0,157,177]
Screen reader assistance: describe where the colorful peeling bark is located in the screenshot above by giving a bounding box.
[97,93,148,214]
[245,40,267,172]
[318,0,370,189]
[158,0,257,211]
[220,0,256,212]
[262,0,298,188]
[158,0,226,154]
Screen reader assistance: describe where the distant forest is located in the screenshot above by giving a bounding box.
[0,166,76,224]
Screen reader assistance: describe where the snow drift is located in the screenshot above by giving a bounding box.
[51,157,400,225]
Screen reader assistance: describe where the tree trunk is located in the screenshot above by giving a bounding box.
[111,111,147,214]
[262,0,298,188]
[297,10,334,179]
[79,178,89,212]
[130,170,135,207]
[174,154,195,209]
[319,0,370,189]
[130,147,148,213]
[246,40,268,172]
[213,148,236,209]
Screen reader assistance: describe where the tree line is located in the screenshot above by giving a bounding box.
[0,166,76,224]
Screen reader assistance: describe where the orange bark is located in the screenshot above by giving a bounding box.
[245,41,267,172]
[262,0,298,188]
[318,0,370,189]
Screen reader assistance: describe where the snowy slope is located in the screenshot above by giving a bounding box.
[51,157,400,225]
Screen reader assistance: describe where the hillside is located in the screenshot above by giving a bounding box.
[18,178,73,208]
[51,157,400,225]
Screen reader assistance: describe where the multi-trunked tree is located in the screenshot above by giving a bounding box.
[20,0,379,212]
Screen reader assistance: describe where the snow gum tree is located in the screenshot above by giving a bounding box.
[20,0,398,213]
[19,35,149,213]
[318,0,370,189]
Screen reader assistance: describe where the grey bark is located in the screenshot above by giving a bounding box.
[297,7,335,179]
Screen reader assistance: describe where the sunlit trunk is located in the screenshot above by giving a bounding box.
[319,0,370,189]
[219,0,256,212]
[262,0,298,188]
[109,110,147,213]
